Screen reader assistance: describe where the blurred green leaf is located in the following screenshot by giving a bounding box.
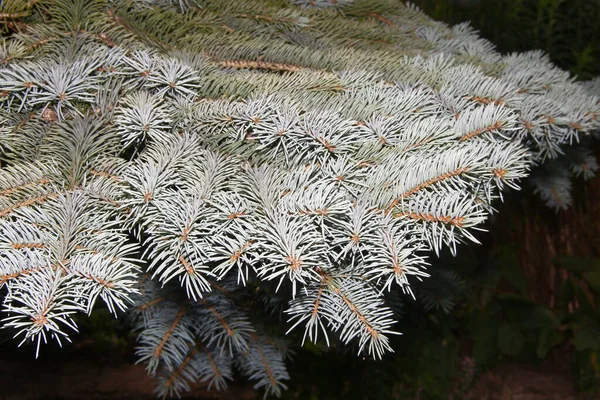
[573,324,600,351]
[496,293,558,330]
[571,44,596,79]
[536,327,567,358]
[498,324,525,356]
[582,271,600,293]
[473,312,500,366]
[498,246,527,296]
[556,256,600,274]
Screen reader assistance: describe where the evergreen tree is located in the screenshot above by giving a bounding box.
[0,0,598,397]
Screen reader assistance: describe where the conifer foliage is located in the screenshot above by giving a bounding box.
[0,0,598,397]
